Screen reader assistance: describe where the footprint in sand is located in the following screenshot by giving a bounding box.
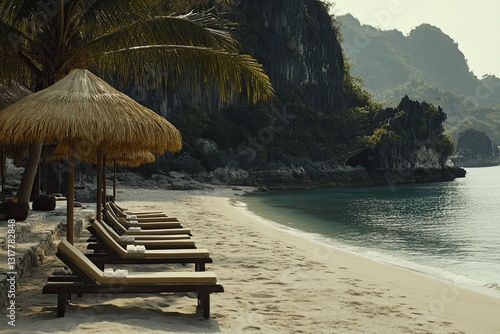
[250,293,276,298]
[242,326,261,331]
[346,289,364,296]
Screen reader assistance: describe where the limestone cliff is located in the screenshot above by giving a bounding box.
[119,0,346,119]
[453,128,500,167]
[124,4,465,187]
[231,0,345,113]
[347,96,465,185]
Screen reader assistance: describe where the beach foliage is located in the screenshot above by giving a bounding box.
[0,0,274,202]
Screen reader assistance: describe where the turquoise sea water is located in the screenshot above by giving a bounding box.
[235,166,500,297]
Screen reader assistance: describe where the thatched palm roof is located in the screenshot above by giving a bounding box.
[0,69,182,154]
[111,151,156,167]
[50,144,156,167]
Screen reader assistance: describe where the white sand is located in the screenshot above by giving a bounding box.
[11,187,500,333]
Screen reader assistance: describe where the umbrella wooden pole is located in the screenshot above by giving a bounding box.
[58,161,61,192]
[102,155,107,207]
[96,151,103,222]
[113,161,117,201]
[67,144,75,244]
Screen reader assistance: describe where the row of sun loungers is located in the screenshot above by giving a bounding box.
[42,201,224,319]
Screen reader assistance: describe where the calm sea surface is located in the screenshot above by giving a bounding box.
[235,166,500,297]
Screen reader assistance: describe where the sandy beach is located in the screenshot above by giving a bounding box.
[9,186,500,333]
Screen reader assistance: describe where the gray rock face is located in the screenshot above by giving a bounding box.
[196,163,372,190]
[189,139,231,171]
[170,152,206,174]
[453,128,500,167]
[5,158,23,186]
[235,0,345,113]
[347,96,466,185]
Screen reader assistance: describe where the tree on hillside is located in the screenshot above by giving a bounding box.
[0,0,274,204]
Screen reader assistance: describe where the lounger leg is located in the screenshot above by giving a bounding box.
[196,263,205,272]
[202,293,210,319]
[57,293,68,317]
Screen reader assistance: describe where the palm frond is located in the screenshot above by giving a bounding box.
[0,0,274,102]
[93,45,274,103]
[72,9,241,66]
[0,83,31,109]
[76,0,145,38]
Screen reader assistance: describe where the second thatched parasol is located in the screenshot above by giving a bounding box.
[51,144,156,205]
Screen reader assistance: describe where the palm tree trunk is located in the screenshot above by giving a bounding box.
[17,141,43,203]
[67,142,75,244]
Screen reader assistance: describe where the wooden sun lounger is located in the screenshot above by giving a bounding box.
[103,209,192,235]
[111,201,163,214]
[107,200,168,218]
[105,207,181,228]
[95,219,192,240]
[85,221,212,271]
[87,220,196,250]
[42,240,224,319]
[111,201,178,218]
[105,202,179,223]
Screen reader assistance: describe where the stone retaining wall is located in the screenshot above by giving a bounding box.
[0,204,90,311]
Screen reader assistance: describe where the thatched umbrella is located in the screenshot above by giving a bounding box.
[108,151,156,201]
[51,145,156,203]
[0,69,181,243]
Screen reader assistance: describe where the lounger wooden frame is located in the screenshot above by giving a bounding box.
[42,240,223,319]
[103,209,192,235]
[86,221,212,271]
[87,218,192,245]
[105,202,179,223]
[107,200,168,218]
[87,221,196,250]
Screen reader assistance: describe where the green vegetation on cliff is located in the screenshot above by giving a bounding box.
[166,0,380,162]
[338,13,500,144]
[0,1,460,184]
[125,1,457,178]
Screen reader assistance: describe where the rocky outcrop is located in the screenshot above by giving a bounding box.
[453,128,500,167]
[347,96,465,185]
[113,5,462,188]
[200,163,373,189]
[162,138,371,188]
[76,162,372,191]
[374,96,452,168]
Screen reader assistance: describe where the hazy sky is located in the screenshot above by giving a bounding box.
[329,0,500,78]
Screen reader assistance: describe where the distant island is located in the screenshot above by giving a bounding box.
[337,13,500,147]
[453,128,500,167]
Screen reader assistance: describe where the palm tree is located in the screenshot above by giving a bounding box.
[0,0,274,204]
